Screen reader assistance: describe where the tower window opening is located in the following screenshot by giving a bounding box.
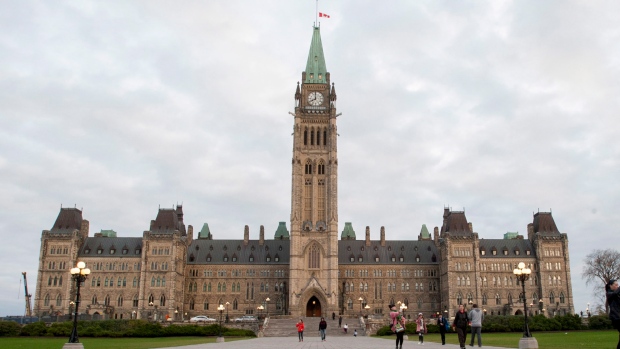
[304,130,308,145]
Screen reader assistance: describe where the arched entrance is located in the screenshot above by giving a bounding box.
[514,309,523,316]
[306,296,321,317]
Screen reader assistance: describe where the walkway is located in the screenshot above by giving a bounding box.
[153,336,508,349]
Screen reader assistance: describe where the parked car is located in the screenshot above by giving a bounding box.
[234,315,258,322]
[189,315,217,323]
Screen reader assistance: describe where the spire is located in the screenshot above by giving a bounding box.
[304,26,327,84]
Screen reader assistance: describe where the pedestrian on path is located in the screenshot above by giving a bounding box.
[319,317,327,341]
[338,315,342,327]
[606,279,620,349]
[468,304,484,347]
[437,313,448,345]
[415,312,427,345]
[296,319,304,342]
[452,304,469,349]
[389,303,406,349]
[344,323,348,333]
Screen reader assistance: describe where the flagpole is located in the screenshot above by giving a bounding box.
[316,0,318,27]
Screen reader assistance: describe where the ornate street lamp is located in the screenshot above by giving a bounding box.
[358,297,363,317]
[265,298,270,318]
[225,301,230,323]
[174,308,178,321]
[68,261,90,344]
[217,304,225,339]
[514,262,538,349]
[364,304,370,318]
[257,305,264,320]
[400,302,408,319]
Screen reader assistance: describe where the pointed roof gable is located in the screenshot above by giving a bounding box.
[304,26,327,84]
[149,206,186,234]
[341,222,356,240]
[419,224,431,240]
[50,207,83,233]
[274,222,290,240]
[198,223,212,239]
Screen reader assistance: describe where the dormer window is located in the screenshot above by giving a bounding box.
[122,249,128,255]
[85,248,91,254]
[526,250,531,255]
[503,249,508,256]
[97,249,103,254]
[275,256,279,262]
[135,249,141,255]
[480,249,486,256]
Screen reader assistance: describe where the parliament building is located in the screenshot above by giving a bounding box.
[34,26,574,321]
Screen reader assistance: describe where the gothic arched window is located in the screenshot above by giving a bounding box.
[309,244,320,269]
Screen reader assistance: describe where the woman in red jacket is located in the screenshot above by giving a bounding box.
[296,319,305,342]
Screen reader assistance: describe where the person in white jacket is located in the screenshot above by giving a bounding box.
[468,304,484,347]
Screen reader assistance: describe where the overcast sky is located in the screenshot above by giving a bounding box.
[1,1,619,317]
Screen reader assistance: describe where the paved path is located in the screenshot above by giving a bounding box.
[153,336,507,349]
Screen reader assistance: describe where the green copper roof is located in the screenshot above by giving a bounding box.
[304,26,327,84]
[419,224,431,239]
[198,223,212,239]
[504,232,519,239]
[341,222,356,240]
[274,222,290,239]
[100,229,117,237]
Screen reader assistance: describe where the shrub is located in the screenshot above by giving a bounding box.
[21,321,48,336]
[588,315,612,330]
[0,321,22,336]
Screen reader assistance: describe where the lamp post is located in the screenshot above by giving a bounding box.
[225,301,230,323]
[217,304,225,342]
[358,297,363,317]
[400,303,408,319]
[364,304,370,318]
[513,262,537,349]
[68,261,90,345]
[174,308,178,321]
[265,298,270,318]
[149,301,158,322]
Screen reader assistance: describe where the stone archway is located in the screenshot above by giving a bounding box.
[514,309,523,316]
[306,296,321,317]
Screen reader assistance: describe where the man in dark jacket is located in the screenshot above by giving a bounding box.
[319,317,327,341]
[437,313,448,345]
[452,304,469,349]
[607,279,620,349]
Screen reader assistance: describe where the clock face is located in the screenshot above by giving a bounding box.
[307,92,324,106]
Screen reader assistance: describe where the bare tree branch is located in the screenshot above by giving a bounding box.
[582,249,620,313]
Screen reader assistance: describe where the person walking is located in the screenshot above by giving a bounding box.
[468,304,484,347]
[319,317,327,341]
[437,313,448,345]
[343,323,348,333]
[296,319,305,342]
[452,304,469,349]
[607,279,620,349]
[332,312,336,320]
[338,315,342,328]
[415,312,427,345]
[389,303,406,349]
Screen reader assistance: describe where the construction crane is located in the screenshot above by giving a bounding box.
[22,272,32,317]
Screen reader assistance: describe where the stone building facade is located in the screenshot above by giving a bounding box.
[33,26,574,321]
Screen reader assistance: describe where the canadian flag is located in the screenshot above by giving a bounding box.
[319,12,330,18]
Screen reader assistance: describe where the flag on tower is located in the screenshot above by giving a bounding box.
[319,12,330,18]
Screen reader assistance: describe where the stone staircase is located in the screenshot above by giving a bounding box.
[263,316,366,337]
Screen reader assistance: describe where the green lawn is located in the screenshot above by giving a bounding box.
[408,330,618,348]
[0,336,252,349]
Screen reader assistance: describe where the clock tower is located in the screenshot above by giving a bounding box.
[289,26,340,317]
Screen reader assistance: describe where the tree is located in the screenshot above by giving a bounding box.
[582,249,620,313]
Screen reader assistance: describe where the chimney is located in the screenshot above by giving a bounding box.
[380,226,386,246]
[259,225,265,245]
[365,226,371,246]
[434,227,439,242]
[468,222,473,232]
[187,225,193,241]
[244,225,249,245]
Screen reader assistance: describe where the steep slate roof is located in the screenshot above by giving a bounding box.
[533,212,560,235]
[441,210,472,236]
[50,207,83,233]
[150,207,186,234]
[338,240,439,265]
[187,239,290,265]
[78,237,143,258]
[304,26,327,84]
[478,239,536,258]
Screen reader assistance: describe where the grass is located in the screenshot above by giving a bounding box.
[0,336,252,349]
[406,330,618,348]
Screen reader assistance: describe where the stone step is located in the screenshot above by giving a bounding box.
[263,317,366,337]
